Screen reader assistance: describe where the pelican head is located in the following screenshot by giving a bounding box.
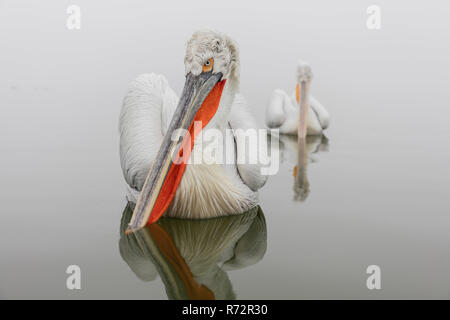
[128,30,240,231]
[184,30,240,85]
[296,59,313,83]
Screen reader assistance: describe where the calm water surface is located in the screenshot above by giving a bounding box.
[1,1,449,299]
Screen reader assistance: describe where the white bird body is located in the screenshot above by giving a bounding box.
[120,71,266,219]
[265,61,330,135]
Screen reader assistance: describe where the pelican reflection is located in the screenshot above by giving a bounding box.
[119,203,267,300]
[268,132,329,201]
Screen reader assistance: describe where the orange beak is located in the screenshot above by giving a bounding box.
[297,80,310,139]
[127,72,225,232]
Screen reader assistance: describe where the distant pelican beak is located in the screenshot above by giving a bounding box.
[296,60,313,139]
[127,72,225,232]
[296,79,310,140]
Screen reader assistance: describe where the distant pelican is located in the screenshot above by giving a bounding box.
[265,60,330,136]
[119,30,267,229]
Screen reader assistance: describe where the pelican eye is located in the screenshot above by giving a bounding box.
[202,58,214,72]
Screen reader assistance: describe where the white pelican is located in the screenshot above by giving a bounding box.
[265,60,330,136]
[119,30,267,230]
[119,203,267,300]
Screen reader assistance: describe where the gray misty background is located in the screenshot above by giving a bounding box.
[1,0,449,299]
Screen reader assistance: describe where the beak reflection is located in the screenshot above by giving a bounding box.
[120,203,267,300]
[268,132,329,202]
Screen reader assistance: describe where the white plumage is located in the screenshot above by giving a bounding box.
[119,31,267,219]
[265,60,330,135]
